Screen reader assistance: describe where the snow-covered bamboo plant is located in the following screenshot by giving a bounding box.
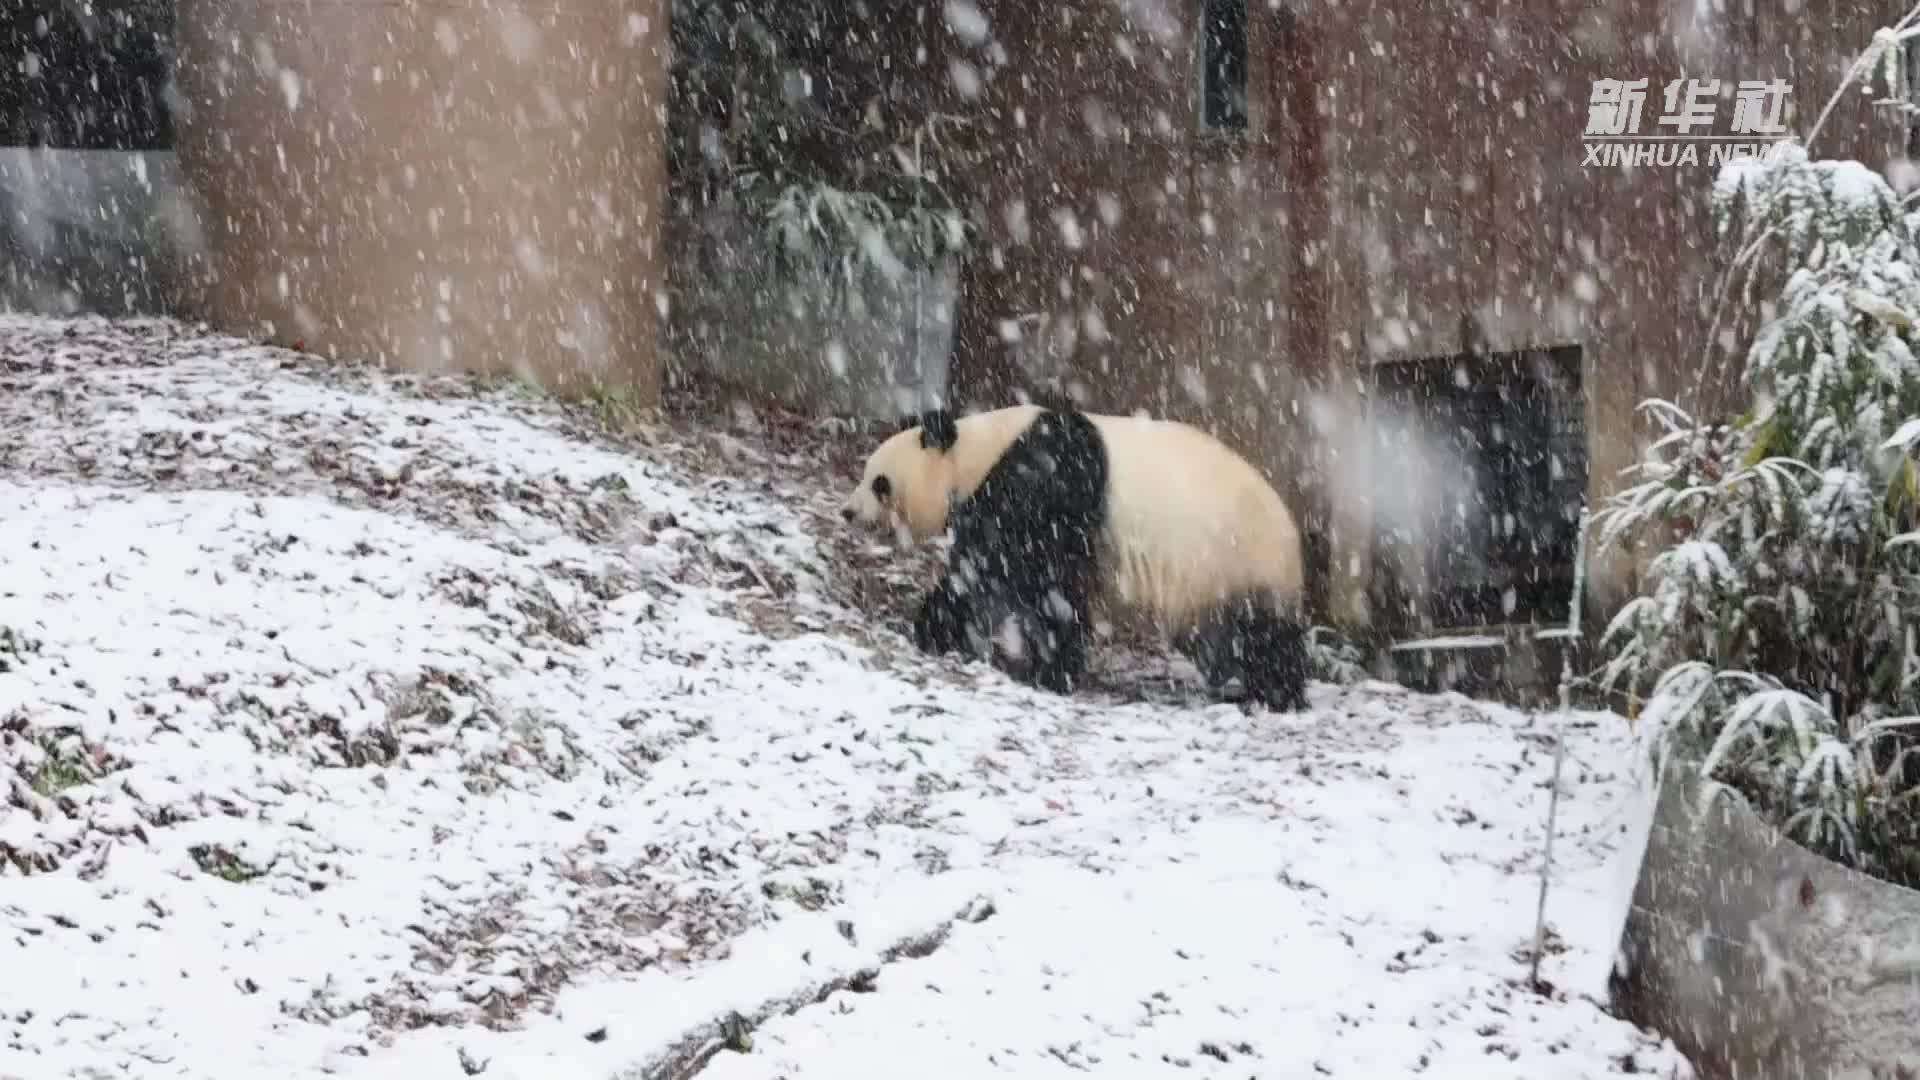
[1595,12,1920,887]
[672,0,984,293]
[760,157,973,287]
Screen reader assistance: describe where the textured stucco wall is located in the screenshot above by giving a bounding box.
[173,0,671,399]
[1614,758,1920,1079]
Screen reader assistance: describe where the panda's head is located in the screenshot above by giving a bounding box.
[842,409,963,543]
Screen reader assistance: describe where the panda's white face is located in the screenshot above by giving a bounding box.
[841,426,957,543]
[842,406,1050,545]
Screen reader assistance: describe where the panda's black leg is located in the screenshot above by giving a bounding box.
[1171,618,1231,698]
[1018,586,1093,695]
[1176,592,1311,713]
[1246,606,1311,713]
[913,576,971,656]
[974,580,1092,695]
[930,405,1108,697]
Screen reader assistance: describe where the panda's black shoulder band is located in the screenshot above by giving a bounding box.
[918,409,959,451]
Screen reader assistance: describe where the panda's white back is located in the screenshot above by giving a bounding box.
[1084,414,1305,628]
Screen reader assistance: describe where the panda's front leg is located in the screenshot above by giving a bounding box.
[1027,581,1093,693]
[970,574,1091,696]
[912,574,971,655]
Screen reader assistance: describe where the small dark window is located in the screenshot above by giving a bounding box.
[1200,0,1249,137]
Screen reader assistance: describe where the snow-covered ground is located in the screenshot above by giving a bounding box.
[0,317,1689,1079]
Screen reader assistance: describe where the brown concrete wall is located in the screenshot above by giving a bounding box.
[953,0,1903,630]
[173,0,671,399]
[1615,757,1920,1079]
[946,0,1343,609]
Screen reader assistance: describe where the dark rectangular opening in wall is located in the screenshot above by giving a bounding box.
[1368,345,1588,635]
[1200,0,1248,136]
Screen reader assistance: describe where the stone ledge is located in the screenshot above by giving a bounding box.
[1370,622,1580,706]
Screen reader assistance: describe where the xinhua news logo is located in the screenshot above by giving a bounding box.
[1582,78,1794,168]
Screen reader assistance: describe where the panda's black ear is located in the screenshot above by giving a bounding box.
[918,409,959,452]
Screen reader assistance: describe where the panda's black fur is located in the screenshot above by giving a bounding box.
[907,404,1310,711]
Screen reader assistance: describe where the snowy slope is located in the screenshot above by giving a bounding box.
[0,317,1687,1079]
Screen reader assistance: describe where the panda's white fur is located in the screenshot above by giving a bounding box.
[845,405,1049,545]
[1077,410,1304,630]
[843,404,1308,707]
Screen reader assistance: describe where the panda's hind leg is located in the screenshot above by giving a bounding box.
[1174,591,1311,713]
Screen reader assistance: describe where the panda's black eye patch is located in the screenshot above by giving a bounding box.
[872,475,892,501]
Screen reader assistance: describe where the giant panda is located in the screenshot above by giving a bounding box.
[840,401,1310,711]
